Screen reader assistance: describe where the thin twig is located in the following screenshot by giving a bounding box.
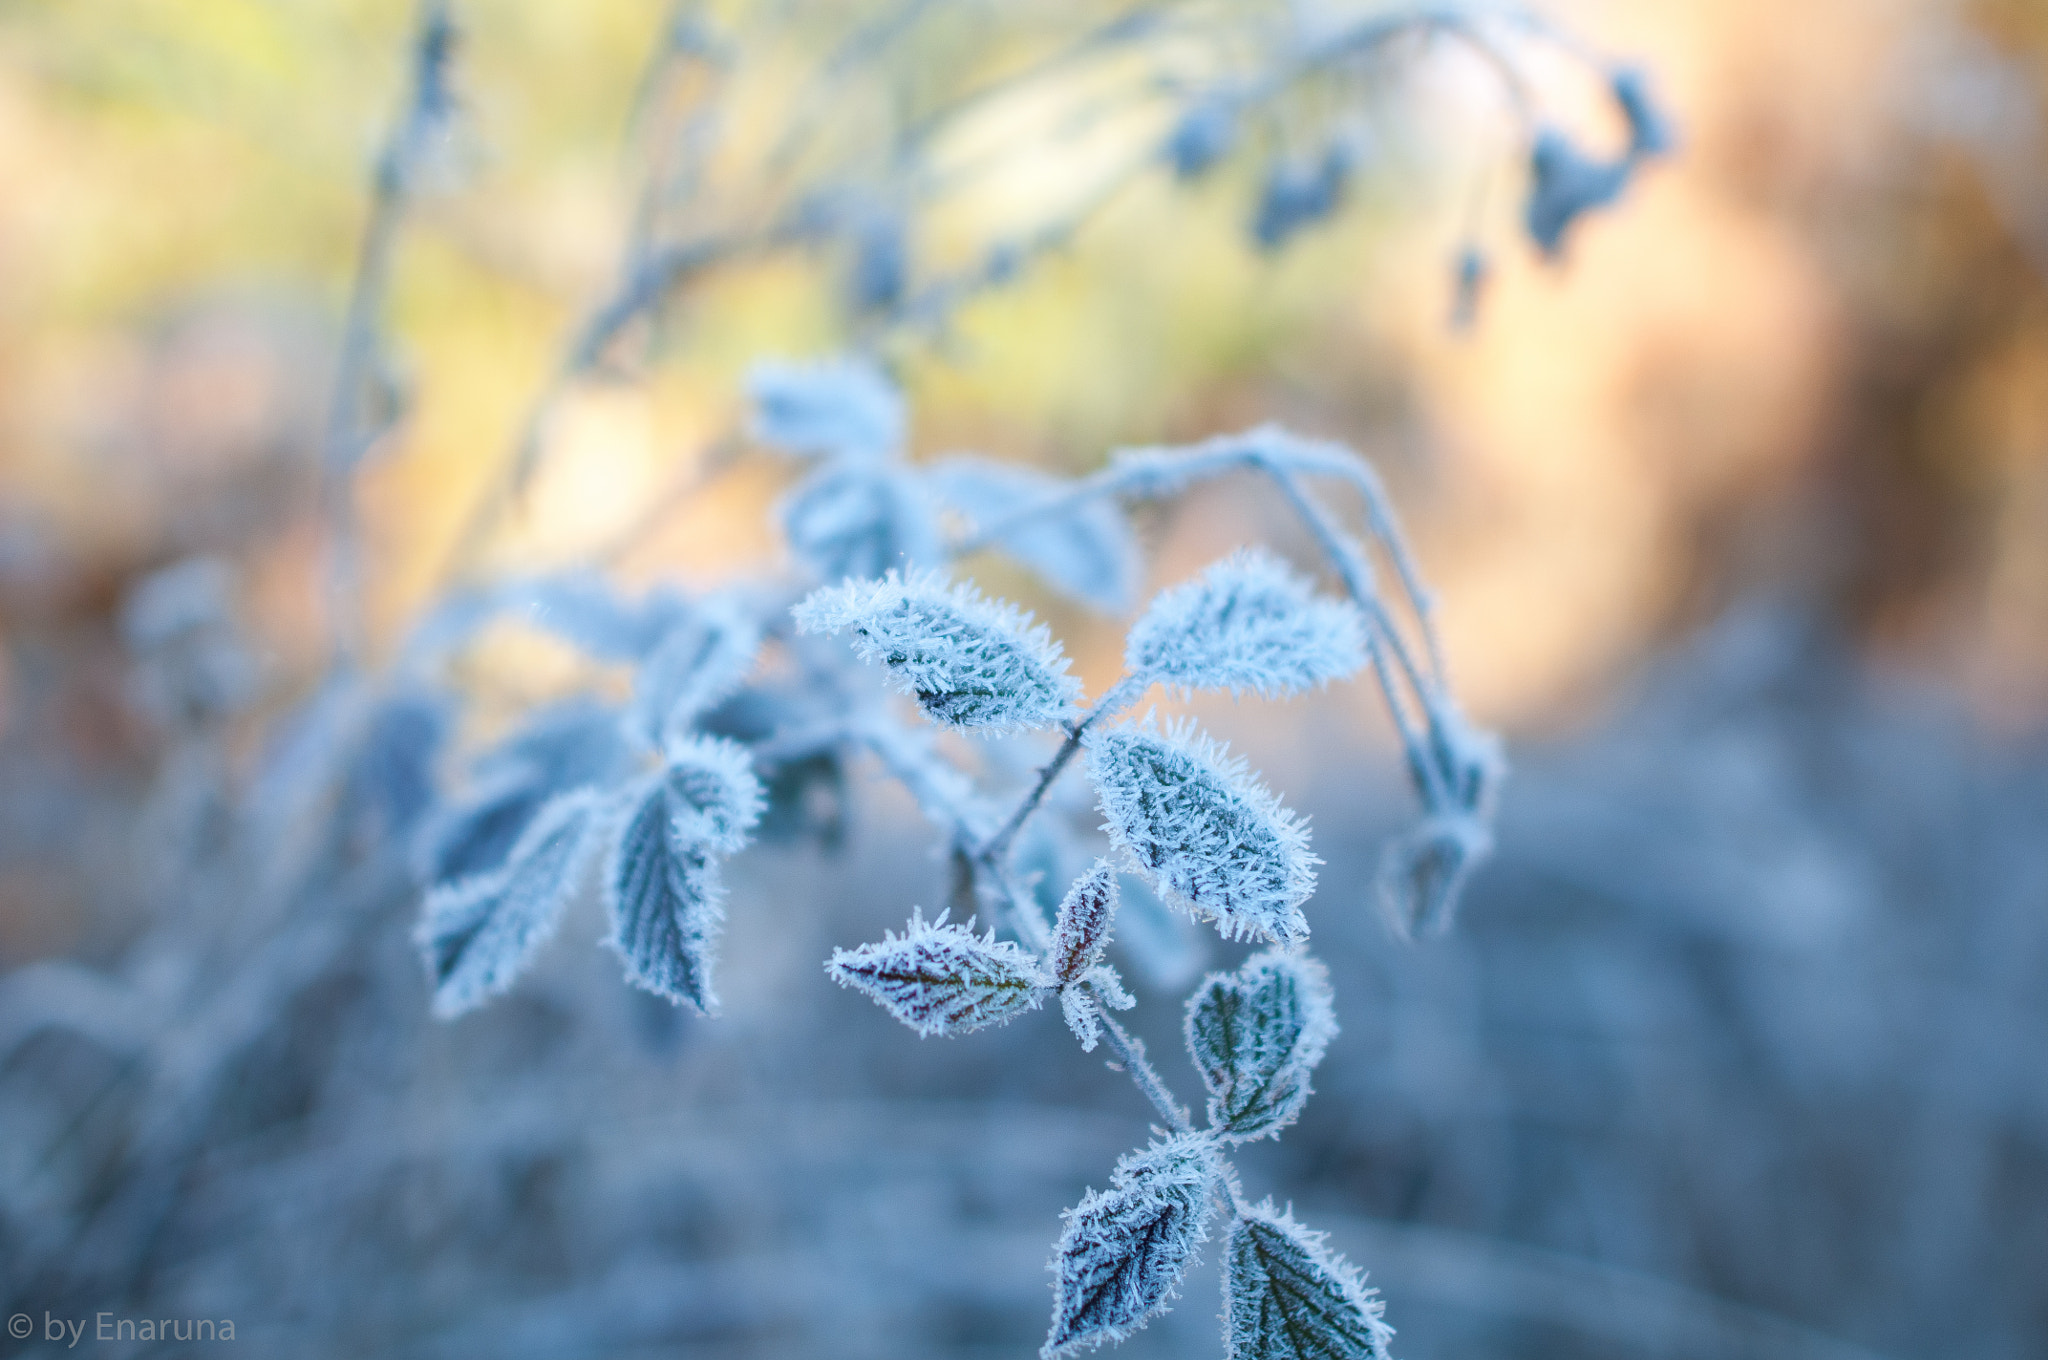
[1088,997,1194,1134]
[322,0,457,660]
[976,676,1141,869]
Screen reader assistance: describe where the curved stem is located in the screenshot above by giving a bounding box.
[1259,457,1448,807]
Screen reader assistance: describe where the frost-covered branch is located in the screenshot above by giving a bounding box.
[41,6,1672,1356]
[978,676,1145,870]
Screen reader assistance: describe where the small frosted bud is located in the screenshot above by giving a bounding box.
[1125,549,1366,699]
[1044,1134,1223,1357]
[1185,951,1336,1141]
[1525,126,1632,258]
[1049,859,1119,987]
[793,571,1081,732]
[1224,1201,1393,1360]
[1088,964,1134,1013]
[746,355,905,461]
[1611,66,1675,159]
[1086,719,1318,945]
[1166,99,1236,179]
[1377,813,1492,940]
[1252,143,1352,251]
[827,910,1047,1037]
[1423,700,1507,819]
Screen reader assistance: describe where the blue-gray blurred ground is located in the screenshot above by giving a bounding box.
[1,603,2040,1360]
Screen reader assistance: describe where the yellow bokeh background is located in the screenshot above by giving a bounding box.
[3,0,2045,737]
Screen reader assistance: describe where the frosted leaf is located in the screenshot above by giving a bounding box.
[1049,859,1119,986]
[1185,951,1335,1141]
[630,597,762,748]
[418,700,636,887]
[827,911,1047,1037]
[747,356,905,462]
[1086,719,1318,944]
[415,767,554,888]
[794,571,1080,732]
[603,775,725,1012]
[1224,1202,1393,1360]
[1125,550,1366,699]
[1525,126,1632,258]
[1044,1134,1223,1356]
[928,457,1140,613]
[1376,813,1492,940]
[699,686,849,849]
[416,789,601,1018]
[781,462,941,582]
[661,733,766,854]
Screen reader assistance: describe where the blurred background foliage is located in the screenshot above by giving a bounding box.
[0,1,2045,1357]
